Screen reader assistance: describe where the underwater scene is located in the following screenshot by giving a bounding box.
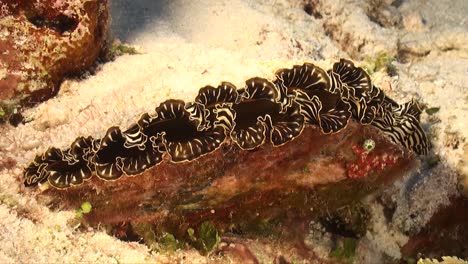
[0,0,467,263]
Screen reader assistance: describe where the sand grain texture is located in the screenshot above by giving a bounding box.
[0,0,466,262]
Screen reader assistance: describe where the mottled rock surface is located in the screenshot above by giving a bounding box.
[39,123,416,229]
[401,196,468,260]
[0,0,109,105]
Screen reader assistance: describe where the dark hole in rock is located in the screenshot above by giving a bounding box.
[111,222,142,243]
[397,47,430,64]
[303,2,322,19]
[368,14,386,28]
[28,14,79,34]
[383,202,396,222]
[377,194,397,223]
[319,205,370,239]
[320,216,360,238]
[391,0,405,8]
[8,112,24,127]
[275,255,289,264]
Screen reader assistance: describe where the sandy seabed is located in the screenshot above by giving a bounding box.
[0,0,467,263]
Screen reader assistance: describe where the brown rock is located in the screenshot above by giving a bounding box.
[37,122,418,236]
[401,196,468,259]
[0,0,109,105]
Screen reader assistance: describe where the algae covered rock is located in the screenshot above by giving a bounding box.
[0,0,109,105]
[24,60,425,249]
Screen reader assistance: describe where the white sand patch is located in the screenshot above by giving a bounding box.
[0,0,466,262]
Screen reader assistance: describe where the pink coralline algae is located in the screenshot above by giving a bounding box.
[346,142,399,179]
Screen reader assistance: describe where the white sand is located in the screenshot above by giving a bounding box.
[0,0,466,262]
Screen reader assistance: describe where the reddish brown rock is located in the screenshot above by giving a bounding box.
[401,196,468,260]
[0,0,109,105]
[36,121,418,237]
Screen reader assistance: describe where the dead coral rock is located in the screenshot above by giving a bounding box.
[366,0,402,29]
[317,0,398,59]
[401,196,468,260]
[398,26,468,62]
[402,12,426,33]
[0,0,109,105]
[37,122,418,238]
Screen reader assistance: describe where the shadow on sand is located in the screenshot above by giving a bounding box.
[109,0,171,42]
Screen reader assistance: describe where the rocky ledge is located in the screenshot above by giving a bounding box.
[0,0,109,107]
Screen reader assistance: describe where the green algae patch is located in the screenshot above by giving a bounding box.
[0,107,5,120]
[330,237,358,263]
[425,107,440,115]
[0,192,18,207]
[132,223,159,251]
[80,201,92,214]
[187,221,220,255]
[427,155,440,168]
[159,232,179,252]
[75,201,92,219]
[109,42,140,59]
[187,227,197,241]
[198,221,220,255]
[363,51,397,75]
[250,218,283,238]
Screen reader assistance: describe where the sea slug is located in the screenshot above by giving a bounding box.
[23,59,430,189]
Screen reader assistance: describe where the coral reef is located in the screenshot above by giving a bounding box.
[0,0,109,105]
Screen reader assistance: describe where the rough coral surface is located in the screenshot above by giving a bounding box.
[0,0,109,104]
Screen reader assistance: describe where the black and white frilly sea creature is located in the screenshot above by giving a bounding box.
[23,59,430,189]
